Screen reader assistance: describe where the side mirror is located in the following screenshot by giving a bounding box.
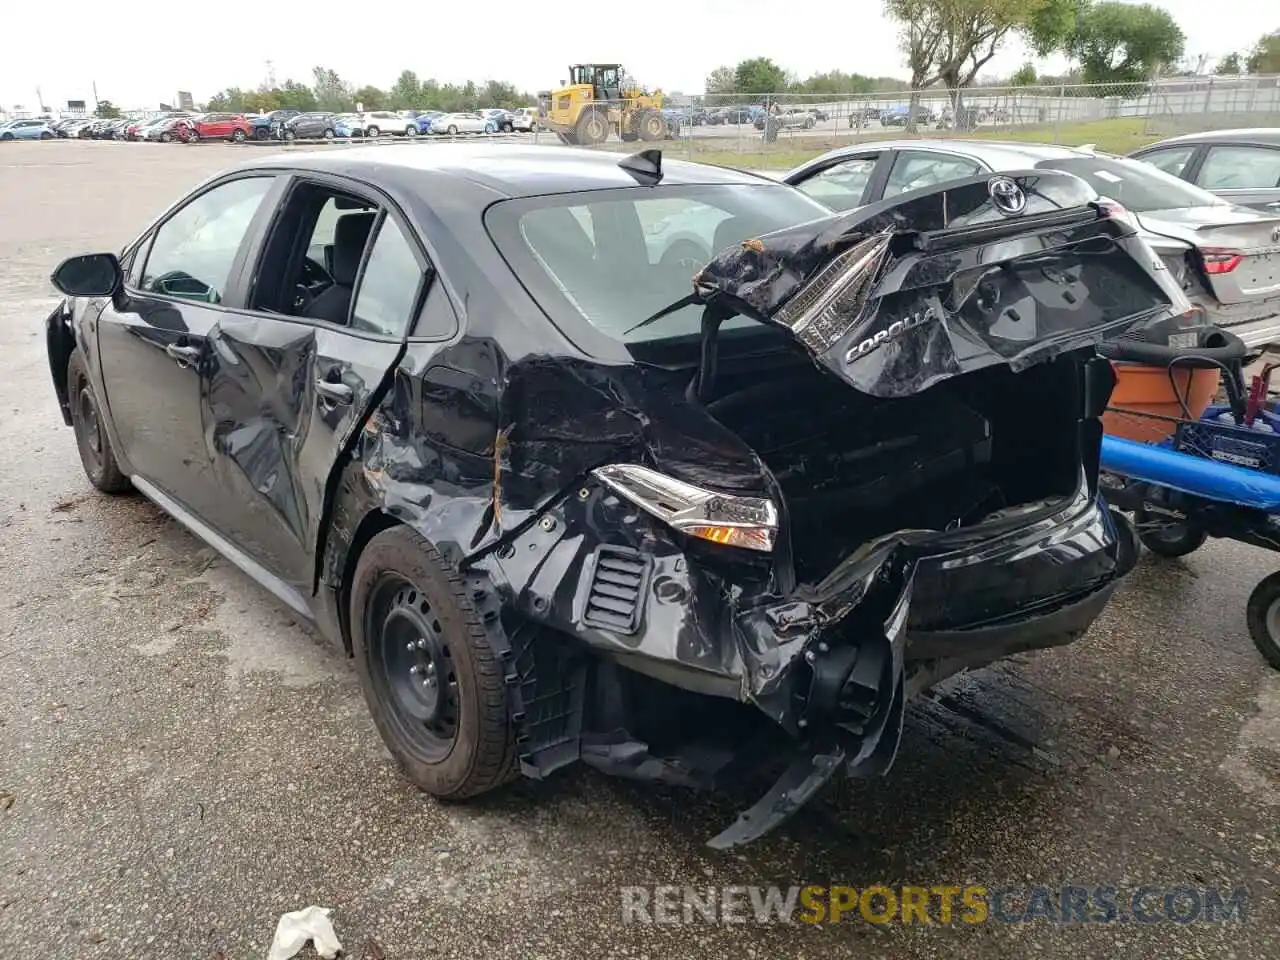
[51,253,122,298]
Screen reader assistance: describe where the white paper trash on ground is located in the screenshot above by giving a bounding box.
[266,905,344,960]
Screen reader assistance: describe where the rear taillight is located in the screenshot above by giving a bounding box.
[1200,247,1244,275]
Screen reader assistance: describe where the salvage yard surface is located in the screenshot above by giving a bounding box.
[1,139,1279,958]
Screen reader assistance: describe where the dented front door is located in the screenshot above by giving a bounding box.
[200,314,402,589]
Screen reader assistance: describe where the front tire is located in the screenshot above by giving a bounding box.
[366,125,380,138]
[322,128,335,140]
[447,124,458,135]
[231,128,246,142]
[40,131,53,140]
[1246,572,1280,670]
[67,350,130,494]
[351,527,516,798]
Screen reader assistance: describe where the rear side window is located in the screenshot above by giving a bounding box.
[1196,146,1280,190]
[885,151,982,197]
[793,156,878,212]
[1138,146,1196,178]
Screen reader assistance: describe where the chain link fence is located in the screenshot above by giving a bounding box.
[571,75,1280,168]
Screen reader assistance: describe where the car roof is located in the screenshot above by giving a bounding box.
[239,143,775,198]
[1134,128,1280,149]
[784,137,1107,177]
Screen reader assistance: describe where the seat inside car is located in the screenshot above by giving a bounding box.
[303,212,376,324]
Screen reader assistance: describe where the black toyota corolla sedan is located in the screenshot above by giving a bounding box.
[45,145,1185,846]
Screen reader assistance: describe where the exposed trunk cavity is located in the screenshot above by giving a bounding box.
[705,355,1083,584]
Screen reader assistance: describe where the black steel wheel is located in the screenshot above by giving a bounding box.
[1246,572,1280,670]
[67,349,130,493]
[351,527,516,798]
[1135,508,1208,558]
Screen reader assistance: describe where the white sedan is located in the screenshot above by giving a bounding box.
[429,112,493,135]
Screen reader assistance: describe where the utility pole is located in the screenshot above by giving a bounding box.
[92,81,99,109]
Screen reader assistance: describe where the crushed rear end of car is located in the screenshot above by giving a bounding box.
[445,170,1187,846]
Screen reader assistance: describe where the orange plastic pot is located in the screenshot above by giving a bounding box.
[1101,361,1221,444]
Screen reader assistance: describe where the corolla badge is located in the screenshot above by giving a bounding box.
[988,176,1027,216]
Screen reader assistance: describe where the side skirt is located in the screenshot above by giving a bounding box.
[130,475,311,618]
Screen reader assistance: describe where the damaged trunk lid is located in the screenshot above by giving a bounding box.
[692,170,1190,397]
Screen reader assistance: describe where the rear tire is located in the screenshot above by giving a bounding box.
[366,125,380,138]
[254,126,269,140]
[1246,572,1280,670]
[351,527,516,798]
[1136,509,1208,558]
[40,131,53,140]
[67,350,130,494]
[447,124,458,135]
[323,128,335,140]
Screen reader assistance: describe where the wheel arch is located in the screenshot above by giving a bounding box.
[330,505,407,656]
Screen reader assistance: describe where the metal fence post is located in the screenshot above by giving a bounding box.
[1053,83,1065,143]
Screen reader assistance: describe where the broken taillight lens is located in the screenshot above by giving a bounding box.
[1200,247,1244,275]
[590,464,778,552]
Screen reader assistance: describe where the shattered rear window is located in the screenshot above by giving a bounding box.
[494,184,829,344]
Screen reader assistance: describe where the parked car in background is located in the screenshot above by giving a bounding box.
[510,107,538,131]
[753,108,815,132]
[784,138,1280,348]
[361,111,416,137]
[480,109,515,133]
[138,117,189,142]
[284,112,340,140]
[335,114,366,138]
[847,106,881,127]
[709,106,758,125]
[884,105,936,126]
[429,112,493,135]
[0,119,55,140]
[411,111,444,134]
[1131,129,1280,214]
[186,112,254,142]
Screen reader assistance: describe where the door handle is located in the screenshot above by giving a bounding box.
[315,379,353,404]
[165,343,201,366]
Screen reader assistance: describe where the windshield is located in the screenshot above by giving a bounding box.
[1035,155,1226,212]
[490,183,830,345]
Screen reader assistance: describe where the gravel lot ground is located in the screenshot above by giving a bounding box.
[1,139,1278,960]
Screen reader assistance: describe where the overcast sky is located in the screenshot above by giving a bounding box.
[2,0,1268,110]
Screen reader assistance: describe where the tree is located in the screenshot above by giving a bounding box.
[1010,62,1038,85]
[886,0,1078,93]
[353,85,386,110]
[1069,2,1185,84]
[1214,52,1242,75]
[311,66,353,113]
[1246,30,1280,74]
[733,57,788,96]
[388,70,423,110]
[704,65,738,106]
[94,100,121,119]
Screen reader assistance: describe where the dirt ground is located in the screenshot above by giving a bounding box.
[0,139,1277,959]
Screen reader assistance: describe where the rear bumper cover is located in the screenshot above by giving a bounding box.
[479,480,1136,736]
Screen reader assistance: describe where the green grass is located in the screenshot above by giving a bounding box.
[657,117,1164,171]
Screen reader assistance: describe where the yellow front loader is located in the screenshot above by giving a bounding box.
[544,64,667,146]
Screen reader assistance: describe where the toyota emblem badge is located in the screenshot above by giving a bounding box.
[988,176,1027,216]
